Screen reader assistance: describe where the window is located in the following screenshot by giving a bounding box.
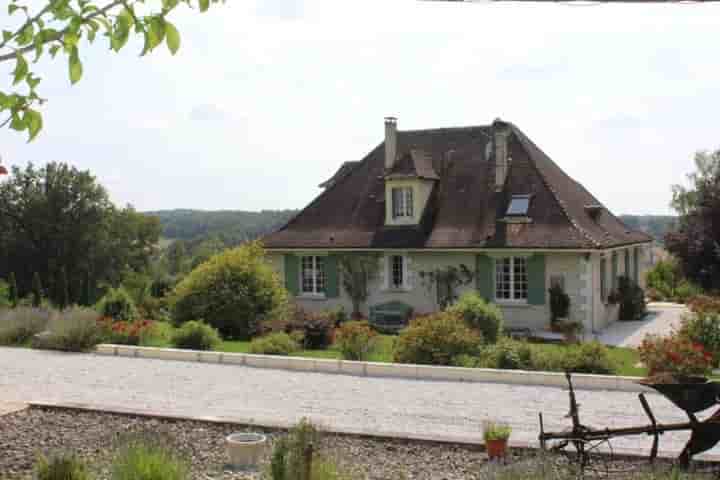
[506,194,531,216]
[392,187,413,218]
[495,257,528,301]
[624,250,630,280]
[600,257,607,301]
[301,256,325,295]
[390,255,404,289]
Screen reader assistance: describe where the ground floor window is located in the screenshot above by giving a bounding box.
[495,256,528,301]
[390,254,405,289]
[301,255,325,295]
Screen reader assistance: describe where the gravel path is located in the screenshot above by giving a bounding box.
[0,347,717,458]
[596,305,686,347]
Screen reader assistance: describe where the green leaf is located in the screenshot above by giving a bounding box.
[26,74,40,90]
[150,16,165,46]
[8,4,19,15]
[2,30,12,42]
[49,45,60,58]
[16,25,34,46]
[10,112,26,131]
[33,35,44,62]
[198,0,209,12]
[111,15,130,52]
[165,21,180,55]
[24,109,42,141]
[68,47,82,84]
[63,31,79,47]
[12,53,28,86]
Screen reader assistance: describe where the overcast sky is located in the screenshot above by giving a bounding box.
[2,0,719,215]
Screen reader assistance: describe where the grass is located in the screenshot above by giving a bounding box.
[529,342,646,377]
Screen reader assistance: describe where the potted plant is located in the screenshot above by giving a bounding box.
[549,284,570,328]
[483,420,512,460]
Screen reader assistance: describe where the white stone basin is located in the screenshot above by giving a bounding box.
[225,432,267,468]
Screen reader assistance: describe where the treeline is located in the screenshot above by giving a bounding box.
[146,209,297,243]
[619,214,677,243]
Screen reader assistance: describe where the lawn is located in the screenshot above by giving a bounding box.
[529,342,646,377]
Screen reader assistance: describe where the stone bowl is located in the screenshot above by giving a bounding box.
[225,432,267,469]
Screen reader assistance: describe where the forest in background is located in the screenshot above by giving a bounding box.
[618,215,677,243]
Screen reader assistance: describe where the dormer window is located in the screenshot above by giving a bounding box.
[507,194,531,216]
[392,187,413,218]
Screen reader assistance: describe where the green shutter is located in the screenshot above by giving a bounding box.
[476,254,493,301]
[325,255,339,298]
[633,248,639,284]
[527,253,546,305]
[611,252,618,290]
[284,254,299,295]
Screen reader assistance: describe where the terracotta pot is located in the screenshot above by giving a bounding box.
[485,438,508,460]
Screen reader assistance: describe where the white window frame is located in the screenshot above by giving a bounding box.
[299,255,326,297]
[391,186,414,219]
[383,253,411,291]
[494,256,529,304]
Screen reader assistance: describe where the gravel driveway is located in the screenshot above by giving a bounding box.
[0,347,717,459]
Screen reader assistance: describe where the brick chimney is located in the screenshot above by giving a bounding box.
[492,118,511,191]
[384,116,397,170]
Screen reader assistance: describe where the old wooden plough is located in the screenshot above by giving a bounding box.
[538,372,720,469]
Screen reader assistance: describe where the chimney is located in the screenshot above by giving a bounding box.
[492,118,511,191]
[384,116,397,170]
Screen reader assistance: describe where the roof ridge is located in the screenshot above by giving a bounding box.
[510,124,602,249]
[400,125,492,135]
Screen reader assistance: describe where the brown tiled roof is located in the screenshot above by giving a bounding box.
[318,161,360,188]
[263,122,652,250]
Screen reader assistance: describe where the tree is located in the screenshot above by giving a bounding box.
[8,271,18,307]
[1,0,220,143]
[56,266,69,309]
[32,271,43,307]
[666,149,720,290]
[0,162,161,303]
[337,254,379,318]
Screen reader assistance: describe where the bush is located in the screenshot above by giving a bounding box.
[97,287,139,322]
[394,312,482,366]
[638,333,713,377]
[111,435,189,480]
[446,292,503,344]
[170,242,288,339]
[616,276,647,321]
[561,341,616,374]
[646,259,683,301]
[0,307,53,345]
[285,308,335,350]
[479,339,534,370]
[674,281,703,304]
[32,307,104,352]
[0,279,10,309]
[249,332,300,355]
[334,321,378,361]
[677,312,720,367]
[687,295,720,315]
[171,320,221,350]
[548,284,570,324]
[35,453,90,480]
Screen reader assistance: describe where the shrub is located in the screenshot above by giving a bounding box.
[0,279,10,309]
[111,435,189,480]
[249,332,300,355]
[0,307,53,345]
[334,321,378,361]
[171,320,221,350]
[638,334,713,377]
[446,292,503,344]
[548,284,570,324]
[32,307,104,352]
[35,453,90,480]
[286,308,335,350]
[674,281,703,304]
[677,312,720,367]
[561,341,616,374]
[97,287,139,322]
[646,259,683,301]
[170,242,288,339]
[616,276,647,321]
[393,312,482,366]
[479,339,534,370]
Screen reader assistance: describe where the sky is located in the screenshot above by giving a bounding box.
[2,0,719,215]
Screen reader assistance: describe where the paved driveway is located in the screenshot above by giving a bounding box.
[596,304,687,347]
[1,347,718,458]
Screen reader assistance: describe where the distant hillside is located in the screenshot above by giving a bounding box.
[146,209,298,243]
[619,214,678,243]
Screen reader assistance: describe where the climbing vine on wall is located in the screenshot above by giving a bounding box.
[418,264,475,310]
[337,254,380,317]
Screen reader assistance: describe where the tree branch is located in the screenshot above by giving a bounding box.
[0,0,125,63]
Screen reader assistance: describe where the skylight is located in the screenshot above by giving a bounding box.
[507,194,531,216]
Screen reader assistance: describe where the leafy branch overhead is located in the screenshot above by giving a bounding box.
[0,0,220,142]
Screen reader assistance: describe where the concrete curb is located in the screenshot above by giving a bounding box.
[95,344,652,393]
[26,401,720,461]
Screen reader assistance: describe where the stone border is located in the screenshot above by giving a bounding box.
[95,344,651,393]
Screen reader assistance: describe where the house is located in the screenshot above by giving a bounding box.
[263,117,653,334]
